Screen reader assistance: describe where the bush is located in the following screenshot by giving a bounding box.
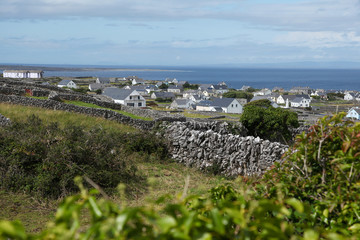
[260,113,360,232]
[240,101,299,143]
[0,115,168,198]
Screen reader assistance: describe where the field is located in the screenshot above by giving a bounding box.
[0,103,230,233]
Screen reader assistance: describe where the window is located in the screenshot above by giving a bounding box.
[138,96,140,99]
[130,96,132,100]
[231,104,233,107]
[138,102,142,107]
[236,104,238,107]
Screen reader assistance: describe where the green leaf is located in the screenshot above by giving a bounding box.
[0,221,27,240]
[349,223,360,232]
[286,198,304,213]
[157,216,177,233]
[303,229,319,240]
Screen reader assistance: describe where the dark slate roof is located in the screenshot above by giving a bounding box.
[212,97,236,107]
[97,77,110,84]
[153,92,175,98]
[102,88,132,100]
[212,85,228,90]
[174,99,191,105]
[126,85,147,90]
[197,98,236,108]
[58,80,72,85]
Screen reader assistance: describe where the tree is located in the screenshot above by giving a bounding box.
[159,83,168,90]
[240,101,299,143]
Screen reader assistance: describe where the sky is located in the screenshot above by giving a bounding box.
[1,0,360,67]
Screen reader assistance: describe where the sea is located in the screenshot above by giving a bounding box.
[6,65,360,91]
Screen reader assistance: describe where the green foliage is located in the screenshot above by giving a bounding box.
[183,82,199,90]
[1,181,359,239]
[261,113,360,233]
[223,91,253,101]
[159,83,168,89]
[327,92,345,100]
[72,88,88,94]
[240,102,299,142]
[0,115,167,198]
[95,89,102,94]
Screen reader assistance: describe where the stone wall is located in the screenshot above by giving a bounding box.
[0,94,154,130]
[160,121,288,177]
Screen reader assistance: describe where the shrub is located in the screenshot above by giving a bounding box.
[240,101,299,143]
[260,113,360,232]
[0,115,168,198]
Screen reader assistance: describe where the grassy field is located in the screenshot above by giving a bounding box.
[0,103,139,133]
[0,103,230,233]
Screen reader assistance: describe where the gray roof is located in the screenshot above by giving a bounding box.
[174,99,191,105]
[153,92,175,98]
[58,80,73,85]
[97,77,110,84]
[102,88,133,100]
[281,94,310,100]
[197,98,236,108]
[212,97,236,107]
[4,70,43,73]
[212,85,228,90]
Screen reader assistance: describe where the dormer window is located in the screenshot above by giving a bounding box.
[130,96,132,100]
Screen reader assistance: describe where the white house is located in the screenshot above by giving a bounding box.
[253,88,272,96]
[290,97,310,108]
[3,70,44,79]
[170,99,194,109]
[344,92,358,101]
[346,107,360,120]
[167,85,183,93]
[102,87,146,107]
[57,80,78,89]
[196,98,242,114]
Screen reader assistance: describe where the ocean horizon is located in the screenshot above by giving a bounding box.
[1,64,360,91]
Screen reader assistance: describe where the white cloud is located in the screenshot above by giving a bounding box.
[275,31,360,48]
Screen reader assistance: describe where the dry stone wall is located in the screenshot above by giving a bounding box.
[160,121,288,177]
[0,94,155,130]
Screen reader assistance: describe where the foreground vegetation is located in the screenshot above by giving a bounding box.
[0,102,359,239]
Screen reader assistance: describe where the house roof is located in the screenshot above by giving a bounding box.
[97,77,110,84]
[153,92,175,98]
[102,88,133,100]
[58,80,73,85]
[350,108,360,114]
[212,97,237,107]
[173,99,192,106]
[197,97,237,108]
[4,70,43,73]
[212,85,228,90]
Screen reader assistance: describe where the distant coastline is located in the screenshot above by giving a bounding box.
[0,64,187,73]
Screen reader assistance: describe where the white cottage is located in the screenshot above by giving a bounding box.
[3,70,44,79]
[102,87,146,107]
[346,107,360,120]
[57,80,78,89]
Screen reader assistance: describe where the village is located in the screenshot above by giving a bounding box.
[2,69,360,122]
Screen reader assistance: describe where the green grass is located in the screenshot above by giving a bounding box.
[28,96,48,100]
[64,100,153,121]
[0,103,139,133]
[0,103,231,232]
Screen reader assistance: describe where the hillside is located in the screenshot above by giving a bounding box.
[0,103,231,232]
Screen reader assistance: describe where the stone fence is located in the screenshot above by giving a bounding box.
[0,94,155,130]
[160,121,288,177]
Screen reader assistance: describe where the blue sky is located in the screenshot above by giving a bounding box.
[1,0,360,67]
